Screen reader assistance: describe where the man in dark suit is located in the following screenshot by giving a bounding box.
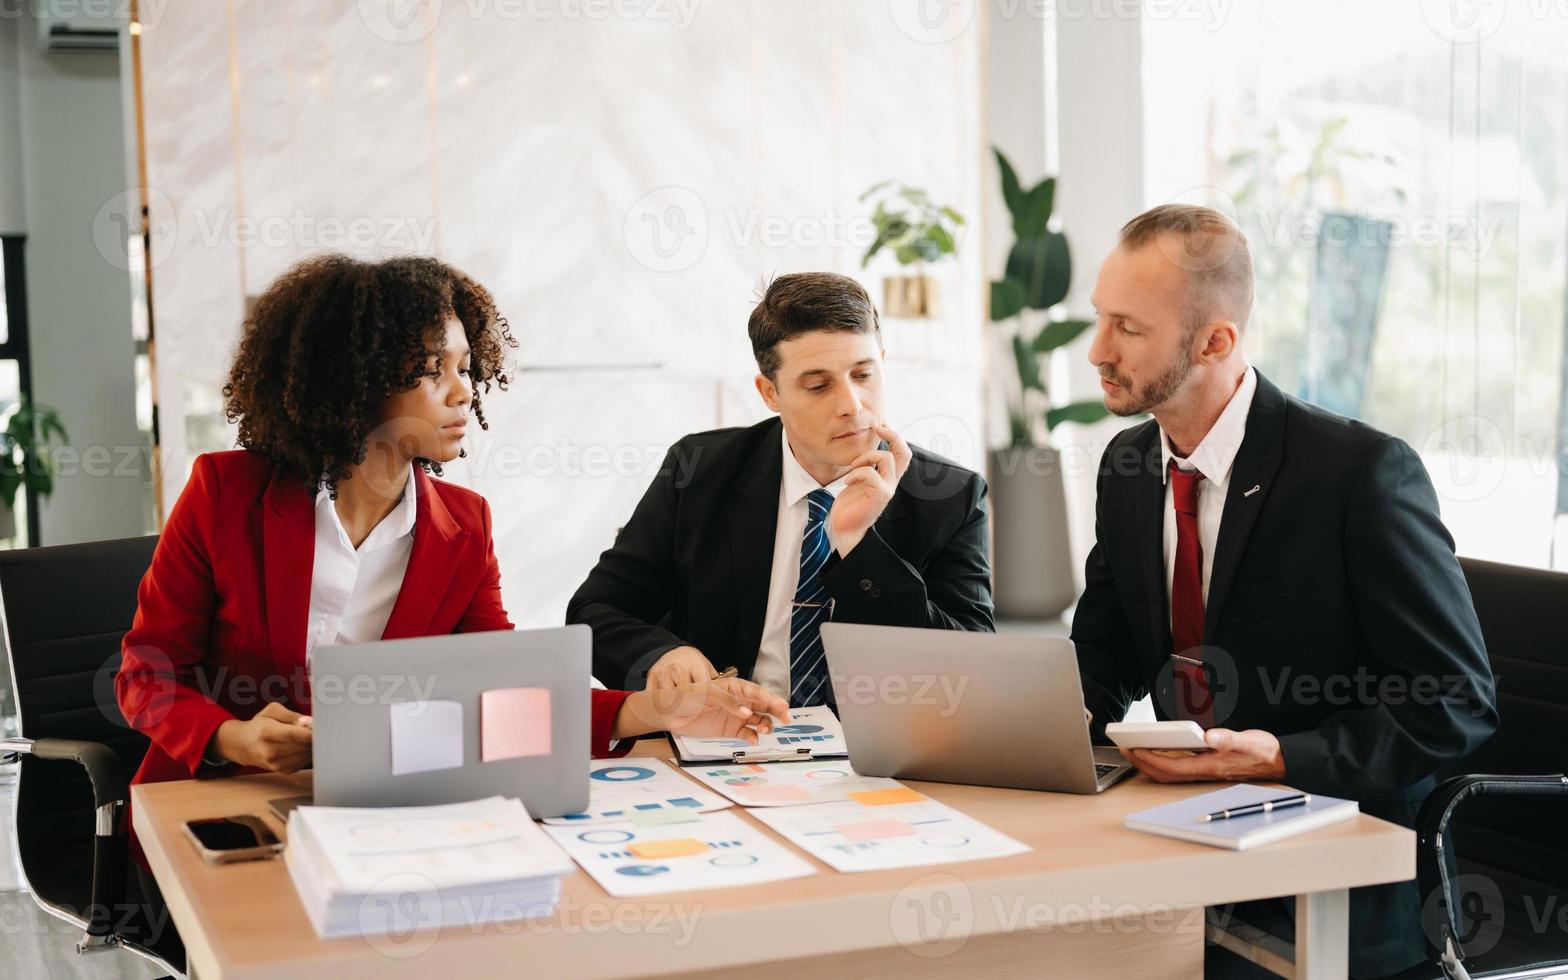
[1071,205,1497,978]
[569,272,994,705]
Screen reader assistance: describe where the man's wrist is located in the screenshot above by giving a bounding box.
[831,523,866,557]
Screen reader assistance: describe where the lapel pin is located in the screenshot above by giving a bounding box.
[1244,484,1261,497]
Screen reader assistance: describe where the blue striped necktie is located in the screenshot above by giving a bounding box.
[789,488,836,707]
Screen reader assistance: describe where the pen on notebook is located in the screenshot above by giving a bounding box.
[1198,793,1311,822]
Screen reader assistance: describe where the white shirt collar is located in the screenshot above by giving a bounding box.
[315,465,419,552]
[1159,365,1257,486]
[780,425,848,505]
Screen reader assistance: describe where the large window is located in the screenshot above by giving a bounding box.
[1142,0,1568,569]
[0,237,36,550]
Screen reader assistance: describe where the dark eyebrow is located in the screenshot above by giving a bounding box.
[797,359,877,380]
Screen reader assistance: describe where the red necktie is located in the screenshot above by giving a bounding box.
[1168,460,1212,726]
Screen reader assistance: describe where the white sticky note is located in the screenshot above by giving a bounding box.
[390,700,465,775]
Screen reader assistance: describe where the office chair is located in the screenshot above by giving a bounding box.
[0,536,183,978]
[1414,557,1568,980]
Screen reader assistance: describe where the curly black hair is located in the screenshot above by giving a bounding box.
[222,253,518,495]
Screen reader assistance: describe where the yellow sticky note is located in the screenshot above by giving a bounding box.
[849,787,927,807]
[629,837,708,859]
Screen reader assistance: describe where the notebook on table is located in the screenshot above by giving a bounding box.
[1124,784,1359,850]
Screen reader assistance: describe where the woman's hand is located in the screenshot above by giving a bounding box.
[210,701,314,773]
[615,678,790,742]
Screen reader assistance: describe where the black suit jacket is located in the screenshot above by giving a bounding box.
[569,416,995,690]
[1071,371,1498,977]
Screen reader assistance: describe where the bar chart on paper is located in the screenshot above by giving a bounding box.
[750,793,1031,872]
[670,705,848,763]
[541,759,732,826]
[683,758,906,807]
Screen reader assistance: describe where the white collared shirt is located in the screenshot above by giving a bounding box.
[306,467,418,662]
[752,426,849,700]
[1158,366,1257,619]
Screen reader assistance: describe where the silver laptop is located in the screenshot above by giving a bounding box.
[820,623,1134,794]
[277,625,591,819]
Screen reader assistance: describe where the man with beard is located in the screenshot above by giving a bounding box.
[1070,204,1496,978]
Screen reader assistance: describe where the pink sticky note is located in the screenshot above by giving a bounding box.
[736,784,813,803]
[838,819,917,842]
[480,687,552,761]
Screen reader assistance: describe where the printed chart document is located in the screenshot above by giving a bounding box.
[285,795,573,938]
[542,809,817,897]
[542,759,732,825]
[682,758,907,807]
[670,705,848,764]
[750,791,1031,872]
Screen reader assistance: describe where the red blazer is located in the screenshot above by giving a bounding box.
[117,449,632,794]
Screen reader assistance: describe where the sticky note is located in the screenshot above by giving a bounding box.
[629,837,708,859]
[849,787,927,807]
[736,784,812,803]
[481,687,552,761]
[838,819,917,842]
[389,700,464,775]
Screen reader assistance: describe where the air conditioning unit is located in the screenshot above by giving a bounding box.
[36,8,121,54]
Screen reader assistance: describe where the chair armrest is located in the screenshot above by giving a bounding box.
[1417,773,1568,979]
[2,736,131,941]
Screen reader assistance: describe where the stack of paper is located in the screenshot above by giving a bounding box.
[285,795,574,938]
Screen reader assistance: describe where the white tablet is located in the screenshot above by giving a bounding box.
[1104,720,1212,752]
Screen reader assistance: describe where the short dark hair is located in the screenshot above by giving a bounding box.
[747,272,881,379]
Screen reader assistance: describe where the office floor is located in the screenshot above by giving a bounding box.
[0,892,168,980]
[1,766,168,980]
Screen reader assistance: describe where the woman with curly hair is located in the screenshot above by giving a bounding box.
[117,253,785,801]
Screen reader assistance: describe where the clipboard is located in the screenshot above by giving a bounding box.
[668,705,850,766]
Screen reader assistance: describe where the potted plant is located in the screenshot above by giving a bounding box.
[988,148,1111,618]
[859,181,965,319]
[0,396,69,545]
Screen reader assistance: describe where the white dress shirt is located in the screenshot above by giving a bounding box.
[205,467,418,765]
[752,427,848,700]
[1158,366,1257,621]
[305,467,418,664]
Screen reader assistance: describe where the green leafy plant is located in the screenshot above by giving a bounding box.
[859,181,965,267]
[990,147,1111,447]
[0,396,68,515]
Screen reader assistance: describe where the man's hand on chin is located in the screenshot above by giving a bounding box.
[828,422,912,555]
[1122,728,1286,784]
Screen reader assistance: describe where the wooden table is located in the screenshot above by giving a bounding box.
[132,741,1414,979]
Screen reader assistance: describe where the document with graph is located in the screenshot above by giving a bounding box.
[750,791,1031,872]
[541,759,733,826]
[541,809,817,897]
[681,757,905,807]
[669,704,848,764]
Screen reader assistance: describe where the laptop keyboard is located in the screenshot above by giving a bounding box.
[1094,763,1121,777]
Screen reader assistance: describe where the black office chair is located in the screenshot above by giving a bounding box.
[1414,557,1568,980]
[0,536,183,978]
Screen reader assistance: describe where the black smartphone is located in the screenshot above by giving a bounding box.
[182,814,284,865]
